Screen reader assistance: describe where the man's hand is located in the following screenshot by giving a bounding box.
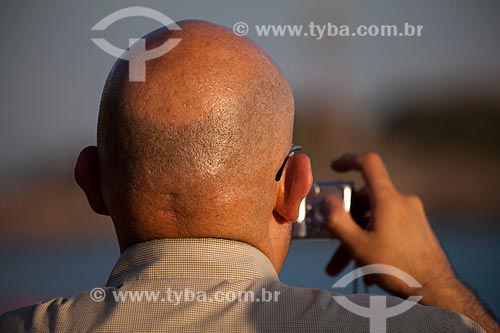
[322,152,499,333]
[322,152,454,297]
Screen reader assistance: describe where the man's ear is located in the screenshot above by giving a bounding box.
[74,146,109,216]
[274,154,313,222]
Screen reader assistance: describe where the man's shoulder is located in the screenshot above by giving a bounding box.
[274,283,485,332]
[0,297,64,332]
[334,293,485,332]
[0,284,486,333]
[0,294,91,333]
[0,304,35,333]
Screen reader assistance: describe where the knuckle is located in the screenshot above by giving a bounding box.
[363,152,382,166]
[379,186,397,199]
[389,193,407,207]
[405,194,423,208]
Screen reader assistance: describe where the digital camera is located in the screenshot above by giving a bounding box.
[292,181,366,239]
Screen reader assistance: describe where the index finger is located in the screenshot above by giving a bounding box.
[331,153,396,200]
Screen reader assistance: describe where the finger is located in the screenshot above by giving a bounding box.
[356,186,370,201]
[363,272,377,286]
[326,245,352,276]
[352,186,371,211]
[321,195,367,253]
[331,153,395,200]
[351,186,372,229]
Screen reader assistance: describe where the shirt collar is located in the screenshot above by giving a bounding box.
[106,238,279,287]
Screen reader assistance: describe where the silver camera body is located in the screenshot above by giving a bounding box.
[292,181,355,239]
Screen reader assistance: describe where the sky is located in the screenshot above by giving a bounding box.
[1,0,499,175]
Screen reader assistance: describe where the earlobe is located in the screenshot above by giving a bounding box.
[74,146,109,216]
[274,154,313,222]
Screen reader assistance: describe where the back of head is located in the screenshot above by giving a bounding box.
[97,20,295,249]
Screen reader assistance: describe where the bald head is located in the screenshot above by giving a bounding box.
[94,20,298,252]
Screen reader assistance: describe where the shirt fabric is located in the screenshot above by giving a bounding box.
[0,238,486,332]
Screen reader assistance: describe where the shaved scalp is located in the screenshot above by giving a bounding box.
[97,20,294,247]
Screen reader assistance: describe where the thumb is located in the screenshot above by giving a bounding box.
[321,195,366,252]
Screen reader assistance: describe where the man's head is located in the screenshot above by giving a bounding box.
[75,20,312,272]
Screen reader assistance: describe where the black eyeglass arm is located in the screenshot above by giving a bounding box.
[275,145,302,181]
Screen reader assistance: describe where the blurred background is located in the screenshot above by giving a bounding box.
[1,0,499,318]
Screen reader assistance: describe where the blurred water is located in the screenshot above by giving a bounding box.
[1,222,499,319]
